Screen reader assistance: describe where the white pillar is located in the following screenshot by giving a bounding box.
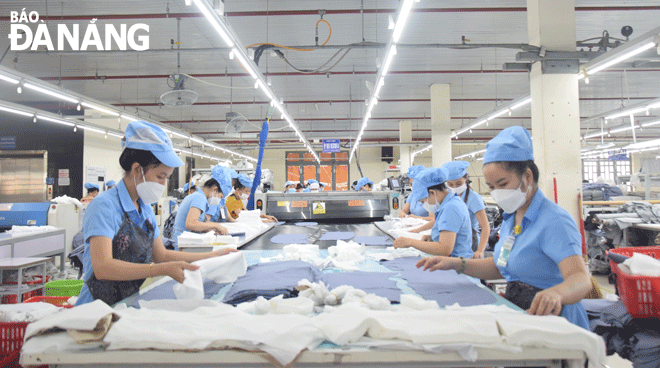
[399,120,412,173]
[430,84,452,167]
[527,0,582,222]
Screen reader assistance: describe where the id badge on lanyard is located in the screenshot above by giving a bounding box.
[496,235,516,267]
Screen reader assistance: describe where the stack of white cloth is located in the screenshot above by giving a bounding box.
[621,253,660,276]
[51,195,83,208]
[173,251,248,300]
[326,240,366,271]
[392,217,428,229]
[176,231,216,246]
[7,225,60,235]
[0,302,61,322]
[388,228,432,240]
[260,244,327,268]
[234,209,263,223]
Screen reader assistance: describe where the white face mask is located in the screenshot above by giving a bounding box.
[135,169,165,205]
[448,183,467,195]
[422,192,441,213]
[240,192,249,200]
[491,177,529,214]
[208,193,221,206]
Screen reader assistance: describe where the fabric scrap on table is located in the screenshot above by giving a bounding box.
[295,222,318,227]
[173,269,204,300]
[319,231,356,241]
[131,279,228,308]
[353,236,393,246]
[322,271,400,303]
[326,240,366,271]
[379,256,422,271]
[271,233,310,244]
[25,300,118,341]
[222,260,323,305]
[368,247,425,261]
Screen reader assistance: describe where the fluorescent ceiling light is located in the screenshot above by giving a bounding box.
[81,102,120,117]
[381,45,397,76]
[392,0,414,43]
[510,97,532,110]
[589,41,656,75]
[37,115,75,127]
[584,132,606,139]
[256,79,273,100]
[626,138,660,150]
[120,114,139,121]
[80,125,107,135]
[610,125,636,134]
[192,0,234,47]
[0,105,34,117]
[0,74,19,84]
[107,132,124,138]
[24,83,79,104]
[606,107,648,120]
[232,48,258,79]
[642,120,660,128]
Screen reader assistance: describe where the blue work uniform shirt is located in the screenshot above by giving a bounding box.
[460,189,486,243]
[172,190,209,248]
[406,194,429,217]
[493,189,589,329]
[431,192,473,258]
[76,179,161,306]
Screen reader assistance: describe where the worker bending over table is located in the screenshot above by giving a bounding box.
[442,161,491,259]
[393,167,473,258]
[398,165,430,219]
[416,126,590,328]
[225,173,278,223]
[76,121,237,307]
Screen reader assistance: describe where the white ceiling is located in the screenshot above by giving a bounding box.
[0,0,659,149]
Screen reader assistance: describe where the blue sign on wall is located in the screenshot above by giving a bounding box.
[0,136,16,149]
[46,178,55,185]
[322,139,341,153]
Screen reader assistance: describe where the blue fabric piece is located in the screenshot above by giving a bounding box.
[406,194,429,217]
[409,167,448,203]
[431,193,473,258]
[322,271,400,303]
[172,191,209,249]
[273,221,286,226]
[319,232,355,241]
[442,161,470,181]
[271,233,310,244]
[295,222,318,227]
[483,126,533,164]
[493,189,588,329]
[379,256,422,271]
[77,179,161,306]
[129,279,228,308]
[461,190,486,243]
[352,236,393,246]
[122,120,184,167]
[222,260,323,305]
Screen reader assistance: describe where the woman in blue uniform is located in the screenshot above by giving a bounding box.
[442,161,491,259]
[416,126,590,328]
[106,180,117,190]
[207,165,234,223]
[76,121,237,306]
[398,165,430,219]
[393,167,473,258]
[81,183,100,203]
[355,177,374,191]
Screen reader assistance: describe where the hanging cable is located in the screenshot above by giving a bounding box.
[315,19,332,46]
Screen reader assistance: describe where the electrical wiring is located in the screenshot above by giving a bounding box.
[277,48,352,74]
[315,19,331,46]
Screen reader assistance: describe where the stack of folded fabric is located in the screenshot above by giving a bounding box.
[222,260,323,305]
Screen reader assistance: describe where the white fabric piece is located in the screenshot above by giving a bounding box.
[399,294,440,310]
[214,235,240,244]
[622,252,660,276]
[392,217,428,229]
[261,244,327,267]
[22,331,105,356]
[326,240,366,271]
[8,225,60,234]
[173,268,204,300]
[297,280,393,311]
[51,195,83,208]
[493,312,606,368]
[236,295,315,315]
[177,230,216,245]
[0,302,60,322]
[367,246,426,261]
[234,209,263,222]
[138,299,230,312]
[25,300,116,340]
[222,221,270,237]
[103,306,325,366]
[195,251,247,284]
[347,336,479,362]
[388,228,426,240]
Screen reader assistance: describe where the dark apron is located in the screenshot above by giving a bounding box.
[504,280,564,314]
[86,194,154,305]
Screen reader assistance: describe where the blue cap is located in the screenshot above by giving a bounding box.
[106,180,116,187]
[442,161,470,181]
[121,121,184,168]
[84,182,99,190]
[211,165,233,197]
[409,168,447,203]
[407,165,425,179]
[229,169,239,179]
[355,177,374,191]
[183,181,193,192]
[482,126,534,164]
[285,181,296,187]
[238,173,253,189]
[307,179,318,185]
[287,188,296,193]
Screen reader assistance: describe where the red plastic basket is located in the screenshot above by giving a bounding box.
[609,246,660,319]
[1,276,50,304]
[0,322,28,368]
[24,296,74,308]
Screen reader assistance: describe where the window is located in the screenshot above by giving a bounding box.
[286,151,349,190]
[582,156,631,184]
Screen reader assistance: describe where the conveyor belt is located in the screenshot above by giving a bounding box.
[240,222,393,250]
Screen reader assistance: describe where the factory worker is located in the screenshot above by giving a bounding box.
[295,183,304,192]
[393,168,473,258]
[229,168,239,188]
[351,180,358,190]
[226,174,278,222]
[172,168,231,249]
[207,166,234,223]
[81,183,100,203]
[76,121,237,306]
[106,180,117,190]
[182,181,196,194]
[416,126,590,329]
[287,188,297,193]
[398,165,430,219]
[284,180,297,192]
[309,182,321,192]
[303,179,320,193]
[355,177,374,192]
[442,161,491,259]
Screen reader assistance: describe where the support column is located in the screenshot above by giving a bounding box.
[399,120,412,173]
[528,0,582,222]
[430,84,452,167]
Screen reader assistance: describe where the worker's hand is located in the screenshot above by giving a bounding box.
[393,237,412,249]
[398,210,407,218]
[527,288,563,316]
[212,248,239,257]
[408,227,421,234]
[164,261,199,283]
[214,224,229,235]
[421,234,431,242]
[261,215,278,223]
[472,250,484,259]
[416,256,455,272]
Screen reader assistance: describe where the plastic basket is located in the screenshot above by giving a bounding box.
[1,275,50,304]
[24,296,74,308]
[45,279,84,297]
[609,246,660,319]
[0,322,28,368]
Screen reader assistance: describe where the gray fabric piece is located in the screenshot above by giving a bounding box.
[295,222,318,227]
[319,232,356,241]
[130,279,228,308]
[353,236,393,246]
[322,271,400,303]
[271,233,310,244]
[619,201,660,224]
